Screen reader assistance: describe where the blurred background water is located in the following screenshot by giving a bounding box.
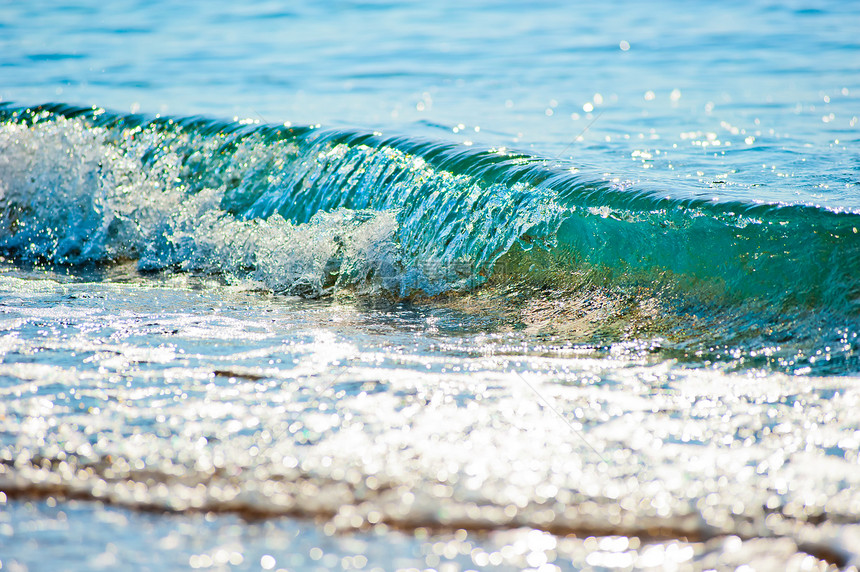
[2,0,858,207]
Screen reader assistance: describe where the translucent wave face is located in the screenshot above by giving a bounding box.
[4,106,860,314]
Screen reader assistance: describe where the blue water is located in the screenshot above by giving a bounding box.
[2,1,860,570]
[4,0,859,207]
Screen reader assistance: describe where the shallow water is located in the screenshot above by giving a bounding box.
[3,498,850,571]
[1,0,860,570]
[1,266,859,569]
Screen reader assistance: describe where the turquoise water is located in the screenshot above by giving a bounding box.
[1,1,860,570]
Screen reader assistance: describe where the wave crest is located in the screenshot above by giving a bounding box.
[1,103,860,317]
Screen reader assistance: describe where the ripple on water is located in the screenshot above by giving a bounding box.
[1,270,859,567]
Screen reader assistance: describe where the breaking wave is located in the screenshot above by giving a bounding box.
[2,103,859,372]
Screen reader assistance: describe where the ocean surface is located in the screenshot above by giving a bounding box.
[1,1,859,570]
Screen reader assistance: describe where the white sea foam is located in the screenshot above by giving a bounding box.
[0,116,414,297]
